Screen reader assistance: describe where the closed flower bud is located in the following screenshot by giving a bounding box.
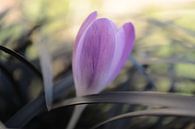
[73,11,135,96]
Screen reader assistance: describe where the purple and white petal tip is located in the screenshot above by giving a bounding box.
[75,11,97,49]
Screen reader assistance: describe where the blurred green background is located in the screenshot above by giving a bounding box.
[1,0,195,95]
[1,1,195,129]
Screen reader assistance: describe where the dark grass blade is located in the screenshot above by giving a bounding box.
[37,42,54,110]
[54,92,195,110]
[0,45,42,79]
[0,63,24,104]
[6,73,73,128]
[57,92,194,129]
[6,90,195,128]
[90,108,195,129]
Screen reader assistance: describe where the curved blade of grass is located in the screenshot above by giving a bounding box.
[6,73,73,128]
[0,45,42,79]
[54,92,195,110]
[90,108,195,129]
[36,42,53,110]
[0,63,24,103]
[6,91,195,128]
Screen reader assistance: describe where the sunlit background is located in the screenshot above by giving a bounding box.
[0,0,195,94]
[1,0,195,94]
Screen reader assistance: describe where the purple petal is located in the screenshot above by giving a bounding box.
[108,22,135,82]
[73,18,116,96]
[119,22,135,65]
[75,11,97,50]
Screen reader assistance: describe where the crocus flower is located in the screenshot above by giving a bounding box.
[73,11,135,96]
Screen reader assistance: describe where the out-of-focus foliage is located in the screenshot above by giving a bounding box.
[0,0,195,129]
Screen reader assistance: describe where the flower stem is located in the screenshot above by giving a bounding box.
[66,104,87,129]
